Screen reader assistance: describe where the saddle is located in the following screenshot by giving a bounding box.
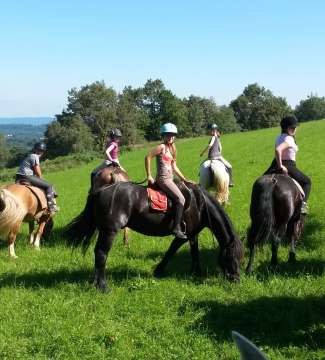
[146,182,192,212]
[15,181,49,218]
[267,172,305,199]
[290,178,305,198]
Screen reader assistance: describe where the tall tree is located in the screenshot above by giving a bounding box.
[230,83,291,130]
[116,87,150,145]
[295,94,325,121]
[45,115,94,158]
[57,81,118,149]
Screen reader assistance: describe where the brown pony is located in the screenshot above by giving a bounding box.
[92,166,130,246]
[0,184,54,258]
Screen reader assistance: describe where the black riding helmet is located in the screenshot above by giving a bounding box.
[280,115,298,131]
[109,128,122,138]
[33,142,47,152]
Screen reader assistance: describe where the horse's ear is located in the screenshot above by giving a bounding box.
[232,331,268,360]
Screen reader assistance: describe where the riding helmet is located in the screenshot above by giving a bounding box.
[33,142,47,152]
[210,123,218,130]
[280,115,298,131]
[160,123,178,135]
[109,128,122,138]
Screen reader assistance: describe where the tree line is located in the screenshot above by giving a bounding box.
[1,79,325,166]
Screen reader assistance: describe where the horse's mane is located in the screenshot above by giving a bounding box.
[0,189,26,236]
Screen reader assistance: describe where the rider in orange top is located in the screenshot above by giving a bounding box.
[145,123,191,239]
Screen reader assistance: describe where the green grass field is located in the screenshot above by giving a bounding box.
[1,121,324,359]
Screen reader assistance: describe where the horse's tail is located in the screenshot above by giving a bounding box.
[210,161,229,204]
[0,189,26,236]
[64,192,97,252]
[248,177,276,246]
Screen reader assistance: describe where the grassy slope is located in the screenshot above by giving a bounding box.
[0,121,324,359]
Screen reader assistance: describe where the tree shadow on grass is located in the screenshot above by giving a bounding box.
[252,258,325,281]
[0,265,152,290]
[189,295,325,350]
[0,245,221,289]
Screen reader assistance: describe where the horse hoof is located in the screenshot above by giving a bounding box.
[245,268,253,275]
[190,267,202,276]
[288,252,296,263]
[95,283,111,293]
[153,267,164,278]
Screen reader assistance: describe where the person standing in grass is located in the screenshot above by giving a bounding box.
[264,115,311,214]
[200,123,234,186]
[145,123,191,239]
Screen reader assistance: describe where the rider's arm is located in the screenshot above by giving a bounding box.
[33,165,42,178]
[275,141,290,173]
[105,143,116,162]
[200,136,215,157]
[145,144,163,183]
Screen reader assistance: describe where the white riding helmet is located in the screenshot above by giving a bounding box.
[160,123,178,135]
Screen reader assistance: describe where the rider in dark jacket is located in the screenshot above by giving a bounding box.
[15,142,58,213]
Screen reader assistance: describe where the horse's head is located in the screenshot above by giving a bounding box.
[219,235,244,282]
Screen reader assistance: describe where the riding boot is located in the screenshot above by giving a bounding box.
[227,167,234,187]
[47,194,59,213]
[172,203,187,239]
[301,201,309,215]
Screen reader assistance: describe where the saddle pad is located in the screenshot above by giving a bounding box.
[147,187,168,212]
[25,186,48,210]
[291,178,305,198]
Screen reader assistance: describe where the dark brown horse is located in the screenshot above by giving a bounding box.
[246,174,305,273]
[0,184,54,258]
[64,181,244,292]
[91,165,130,246]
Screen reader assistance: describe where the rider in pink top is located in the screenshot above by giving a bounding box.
[91,128,125,186]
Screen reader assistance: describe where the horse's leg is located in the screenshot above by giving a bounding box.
[246,226,257,274]
[8,230,18,259]
[245,242,256,274]
[123,227,130,248]
[271,241,279,267]
[288,236,296,263]
[189,235,201,275]
[28,221,35,245]
[33,221,46,250]
[93,230,116,292]
[154,236,188,277]
[287,221,297,263]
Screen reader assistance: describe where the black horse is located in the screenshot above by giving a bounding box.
[64,181,243,291]
[246,174,305,274]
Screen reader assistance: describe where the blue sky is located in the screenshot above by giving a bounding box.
[1,0,324,117]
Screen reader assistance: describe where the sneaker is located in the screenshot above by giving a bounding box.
[229,182,234,188]
[49,204,59,213]
[301,201,309,215]
[172,228,187,239]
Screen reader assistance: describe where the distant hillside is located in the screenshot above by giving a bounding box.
[0,117,53,125]
[0,123,49,149]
